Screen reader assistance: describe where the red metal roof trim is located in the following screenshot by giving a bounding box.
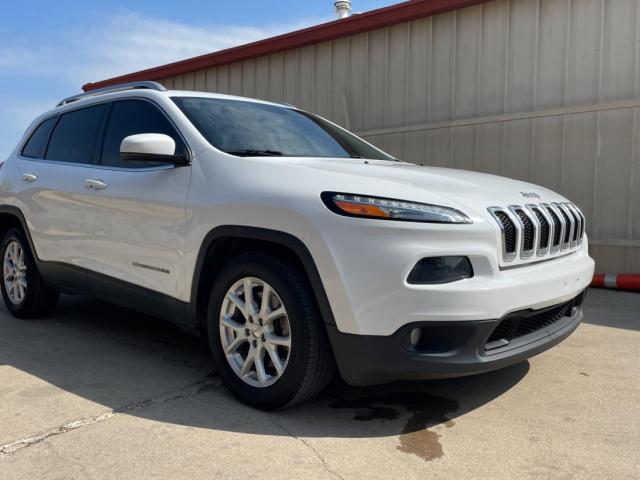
[83,0,491,92]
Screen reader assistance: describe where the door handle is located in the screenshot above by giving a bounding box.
[22,173,37,183]
[85,179,108,190]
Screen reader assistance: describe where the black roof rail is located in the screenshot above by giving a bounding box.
[56,81,167,107]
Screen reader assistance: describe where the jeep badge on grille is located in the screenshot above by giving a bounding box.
[520,191,541,199]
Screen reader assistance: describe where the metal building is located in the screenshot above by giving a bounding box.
[84,0,640,273]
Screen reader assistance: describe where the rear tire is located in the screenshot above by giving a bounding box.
[0,228,59,318]
[207,252,335,409]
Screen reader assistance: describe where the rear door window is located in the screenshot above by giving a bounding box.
[21,117,57,159]
[45,104,107,164]
[100,100,187,168]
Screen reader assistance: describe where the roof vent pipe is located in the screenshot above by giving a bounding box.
[335,1,352,19]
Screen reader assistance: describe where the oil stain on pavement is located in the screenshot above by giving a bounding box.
[329,391,459,461]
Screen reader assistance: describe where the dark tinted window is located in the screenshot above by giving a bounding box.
[101,100,187,168]
[46,105,106,164]
[21,117,57,159]
[172,97,395,161]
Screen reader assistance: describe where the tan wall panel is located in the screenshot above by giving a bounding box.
[503,119,532,182]
[330,37,349,128]
[298,46,315,111]
[477,1,508,116]
[241,59,256,99]
[194,70,205,90]
[315,42,333,118]
[429,12,455,122]
[216,65,229,94]
[425,128,451,167]
[387,24,408,127]
[590,245,640,274]
[506,0,537,113]
[255,56,269,100]
[366,28,388,129]
[451,126,476,171]
[455,6,481,118]
[183,72,195,90]
[404,131,427,164]
[268,52,284,102]
[282,50,298,106]
[406,17,430,125]
[205,68,217,91]
[347,33,367,130]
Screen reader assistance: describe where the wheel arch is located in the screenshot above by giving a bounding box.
[0,206,39,260]
[189,226,336,330]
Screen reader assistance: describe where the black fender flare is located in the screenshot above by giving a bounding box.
[189,225,336,327]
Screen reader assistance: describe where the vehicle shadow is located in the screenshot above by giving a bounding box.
[0,295,529,459]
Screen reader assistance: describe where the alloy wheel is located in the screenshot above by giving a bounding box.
[3,241,27,305]
[219,277,292,388]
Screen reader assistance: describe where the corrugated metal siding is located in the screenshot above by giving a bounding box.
[159,0,640,272]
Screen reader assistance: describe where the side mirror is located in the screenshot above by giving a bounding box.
[120,134,189,165]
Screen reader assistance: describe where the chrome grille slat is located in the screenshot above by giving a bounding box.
[552,203,573,250]
[562,203,579,248]
[488,202,585,263]
[488,207,520,261]
[554,203,574,250]
[540,203,561,253]
[528,204,552,256]
[575,207,586,245]
[547,204,567,251]
[565,203,584,246]
[509,206,537,258]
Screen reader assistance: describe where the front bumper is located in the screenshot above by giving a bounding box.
[328,290,586,386]
[314,214,594,336]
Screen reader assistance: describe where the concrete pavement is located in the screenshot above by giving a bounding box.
[0,288,638,479]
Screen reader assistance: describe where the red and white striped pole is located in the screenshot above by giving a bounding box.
[592,274,640,292]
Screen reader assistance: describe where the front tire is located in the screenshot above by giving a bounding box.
[207,253,335,409]
[0,228,59,318]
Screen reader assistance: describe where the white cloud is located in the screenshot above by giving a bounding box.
[0,11,323,88]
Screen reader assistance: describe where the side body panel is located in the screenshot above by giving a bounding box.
[82,165,191,300]
[13,159,92,271]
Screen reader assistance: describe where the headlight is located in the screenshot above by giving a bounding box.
[321,192,472,224]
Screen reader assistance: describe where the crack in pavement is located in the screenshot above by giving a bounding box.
[268,415,346,480]
[0,377,222,460]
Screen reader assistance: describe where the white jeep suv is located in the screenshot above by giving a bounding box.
[0,82,594,409]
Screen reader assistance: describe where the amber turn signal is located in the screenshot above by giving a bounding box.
[333,200,391,218]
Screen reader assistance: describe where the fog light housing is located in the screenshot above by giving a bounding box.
[407,256,473,285]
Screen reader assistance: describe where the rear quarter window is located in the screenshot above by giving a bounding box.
[21,117,57,159]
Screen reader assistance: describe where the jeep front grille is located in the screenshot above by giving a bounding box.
[488,203,585,263]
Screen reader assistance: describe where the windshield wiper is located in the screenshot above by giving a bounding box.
[226,149,283,157]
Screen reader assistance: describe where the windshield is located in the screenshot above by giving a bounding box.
[172,97,395,161]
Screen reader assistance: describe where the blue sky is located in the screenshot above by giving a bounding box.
[0,0,398,159]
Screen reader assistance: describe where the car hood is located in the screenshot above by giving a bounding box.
[271,157,568,213]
